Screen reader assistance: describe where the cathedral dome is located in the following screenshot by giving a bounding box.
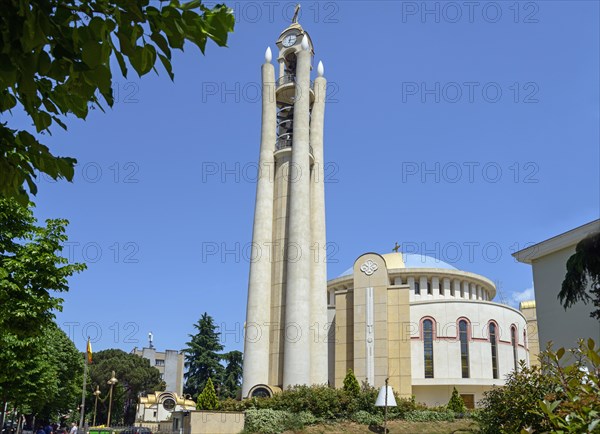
[337,252,457,278]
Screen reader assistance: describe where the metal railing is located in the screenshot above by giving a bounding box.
[276,74,314,89]
[275,138,313,155]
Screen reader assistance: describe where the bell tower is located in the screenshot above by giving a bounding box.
[242,16,328,398]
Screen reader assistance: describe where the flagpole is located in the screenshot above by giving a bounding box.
[79,338,90,432]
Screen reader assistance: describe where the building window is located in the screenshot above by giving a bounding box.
[459,320,470,378]
[427,281,432,295]
[414,280,420,295]
[460,394,475,410]
[155,359,165,366]
[511,326,518,371]
[439,280,444,295]
[423,319,434,378]
[163,398,176,411]
[490,323,499,379]
[450,281,455,297]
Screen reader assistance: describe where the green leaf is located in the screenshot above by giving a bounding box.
[33,111,52,132]
[158,54,174,81]
[0,92,17,112]
[151,32,171,58]
[82,40,102,68]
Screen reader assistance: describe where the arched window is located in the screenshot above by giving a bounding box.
[459,320,470,378]
[490,323,499,379]
[511,326,518,371]
[414,280,420,295]
[423,319,434,378]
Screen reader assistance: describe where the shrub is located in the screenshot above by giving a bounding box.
[476,361,553,434]
[269,384,344,418]
[351,410,383,425]
[218,398,245,412]
[447,387,466,413]
[404,410,455,422]
[343,369,361,396]
[476,339,600,434]
[286,411,318,430]
[387,396,420,420]
[243,409,317,434]
[196,378,219,410]
[244,409,289,434]
[536,339,600,433]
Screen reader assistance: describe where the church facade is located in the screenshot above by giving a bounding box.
[328,252,536,407]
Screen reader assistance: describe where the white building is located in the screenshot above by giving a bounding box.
[132,347,185,396]
[328,252,535,408]
[513,219,600,352]
[135,391,195,423]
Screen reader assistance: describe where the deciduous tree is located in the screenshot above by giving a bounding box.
[86,349,164,425]
[0,197,85,425]
[0,198,86,339]
[559,232,600,320]
[0,0,234,203]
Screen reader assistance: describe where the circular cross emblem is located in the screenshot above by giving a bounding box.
[360,260,378,276]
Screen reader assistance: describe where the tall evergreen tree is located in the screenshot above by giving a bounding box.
[196,378,219,411]
[183,313,224,400]
[221,350,243,399]
[343,369,360,397]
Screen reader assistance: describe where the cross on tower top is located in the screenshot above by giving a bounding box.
[292,4,301,23]
[392,242,400,253]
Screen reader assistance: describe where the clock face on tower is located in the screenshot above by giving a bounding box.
[282,34,297,47]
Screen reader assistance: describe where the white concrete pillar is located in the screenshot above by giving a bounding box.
[407,276,415,301]
[283,46,312,388]
[420,276,429,297]
[470,283,476,300]
[432,277,440,299]
[452,279,460,297]
[461,281,469,298]
[242,59,277,398]
[309,70,328,385]
[442,278,451,298]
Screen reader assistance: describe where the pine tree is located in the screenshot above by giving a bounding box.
[196,378,219,410]
[343,369,361,396]
[447,387,466,413]
[221,350,243,399]
[183,313,224,400]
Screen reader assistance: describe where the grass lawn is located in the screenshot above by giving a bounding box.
[284,419,479,433]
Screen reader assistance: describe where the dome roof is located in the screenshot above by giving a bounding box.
[337,252,458,278]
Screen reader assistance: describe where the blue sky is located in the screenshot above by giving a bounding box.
[10,1,599,355]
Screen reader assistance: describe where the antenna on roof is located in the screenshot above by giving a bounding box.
[148,331,154,349]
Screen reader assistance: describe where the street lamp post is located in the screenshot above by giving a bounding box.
[106,371,118,427]
[92,386,101,427]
